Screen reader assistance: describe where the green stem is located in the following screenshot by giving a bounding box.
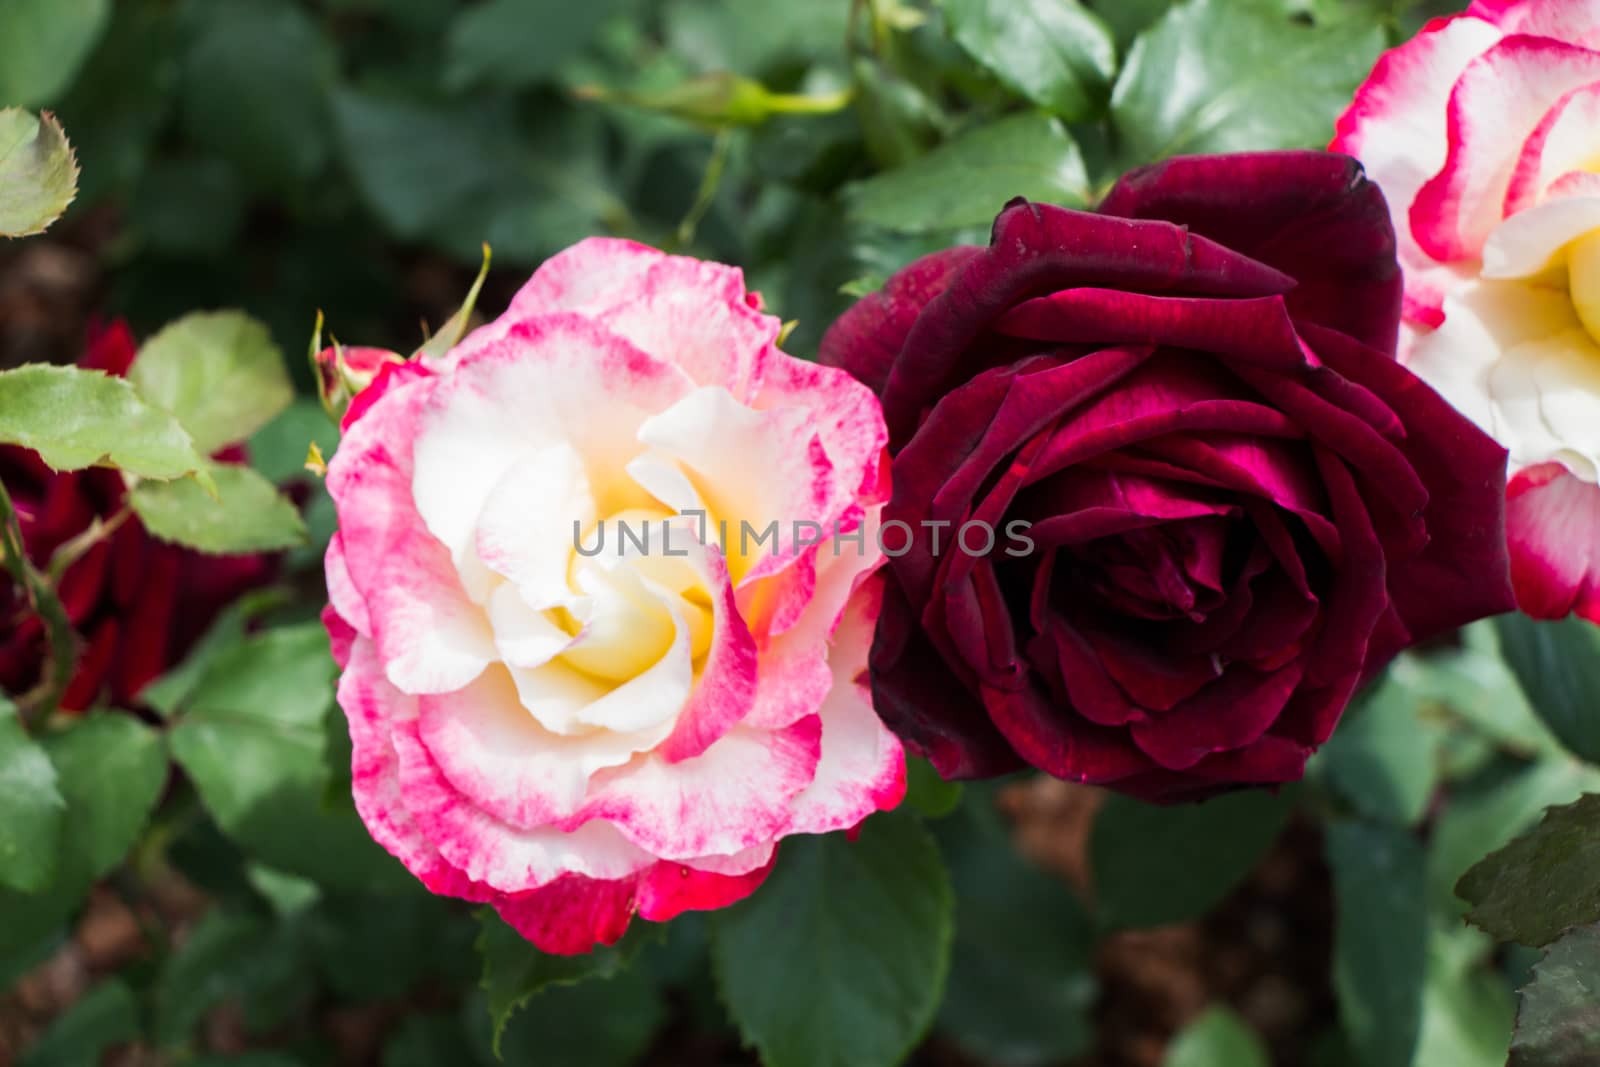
[676,128,735,248]
[0,478,78,729]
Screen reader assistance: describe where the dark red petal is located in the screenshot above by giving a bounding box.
[1302,321,1515,641]
[1129,661,1306,771]
[1098,151,1403,355]
[818,246,983,395]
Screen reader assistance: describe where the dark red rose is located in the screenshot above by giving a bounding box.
[820,151,1515,802]
[0,320,275,711]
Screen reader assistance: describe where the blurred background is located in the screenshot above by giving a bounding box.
[1,2,1515,1066]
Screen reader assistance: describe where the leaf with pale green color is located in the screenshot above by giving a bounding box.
[712,814,954,1067]
[138,589,289,716]
[1312,665,1444,826]
[936,794,1095,1065]
[1429,759,1600,913]
[0,364,207,479]
[477,910,661,1055]
[1090,787,1294,928]
[1164,1006,1269,1067]
[18,978,139,1067]
[130,462,306,554]
[1457,794,1600,947]
[0,701,64,893]
[1510,923,1600,1066]
[1109,0,1384,165]
[444,0,632,90]
[129,310,292,454]
[1327,819,1427,1067]
[179,0,332,189]
[1414,924,1516,1067]
[0,0,110,108]
[1494,614,1600,765]
[846,113,1089,233]
[168,623,406,893]
[1396,623,1561,760]
[0,110,78,236]
[939,0,1116,121]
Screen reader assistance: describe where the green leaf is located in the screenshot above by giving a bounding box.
[0,701,65,893]
[178,0,332,188]
[310,890,477,1001]
[846,112,1089,233]
[905,756,963,819]
[1510,923,1600,1066]
[477,909,660,1054]
[18,978,139,1067]
[0,0,111,108]
[249,399,338,485]
[488,969,668,1067]
[1395,623,1561,761]
[444,0,631,91]
[0,715,166,961]
[130,462,306,554]
[1090,788,1294,928]
[711,814,954,1067]
[1414,924,1516,1067]
[1164,1006,1270,1067]
[0,364,207,479]
[153,908,308,1044]
[129,310,293,454]
[1494,614,1600,764]
[936,795,1095,1065]
[1327,819,1427,1067]
[1429,758,1600,913]
[44,715,168,882]
[168,623,406,892]
[0,110,79,236]
[138,588,290,716]
[1457,794,1600,947]
[1109,0,1384,165]
[939,0,1117,121]
[1312,665,1444,826]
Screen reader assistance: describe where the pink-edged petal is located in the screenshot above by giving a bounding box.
[1468,0,1600,48]
[636,385,836,582]
[634,852,777,924]
[753,352,891,515]
[1331,12,1502,308]
[655,541,760,763]
[326,373,496,695]
[324,532,370,636]
[415,666,656,829]
[785,577,906,835]
[335,638,490,902]
[389,709,656,894]
[412,314,693,577]
[323,603,356,670]
[341,359,433,431]
[1505,82,1600,213]
[493,874,639,955]
[579,717,822,861]
[597,258,778,401]
[509,237,668,319]
[1412,37,1600,263]
[1507,461,1600,621]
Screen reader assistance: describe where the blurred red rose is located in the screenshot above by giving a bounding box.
[0,320,275,711]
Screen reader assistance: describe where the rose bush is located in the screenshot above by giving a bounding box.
[0,320,274,710]
[1332,0,1600,621]
[322,237,903,953]
[819,151,1515,801]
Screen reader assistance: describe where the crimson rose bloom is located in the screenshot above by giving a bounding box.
[0,321,274,710]
[820,151,1515,801]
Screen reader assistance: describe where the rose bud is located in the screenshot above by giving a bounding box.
[0,320,275,710]
[1333,1,1600,621]
[323,238,903,953]
[820,151,1515,802]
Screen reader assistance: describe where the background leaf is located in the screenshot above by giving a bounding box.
[1494,614,1600,765]
[1510,923,1600,1067]
[1164,1005,1270,1067]
[1457,793,1600,948]
[0,364,206,479]
[0,701,65,894]
[938,0,1117,121]
[0,0,111,108]
[712,814,954,1067]
[1090,788,1294,928]
[847,112,1089,232]
[0,110,79,236]
[1109,0,1384,165]
[130,462,307,554]
[129,310,294,454]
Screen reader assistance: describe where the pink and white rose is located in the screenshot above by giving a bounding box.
[322,238,904,953]
[1333,0,1600,621]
